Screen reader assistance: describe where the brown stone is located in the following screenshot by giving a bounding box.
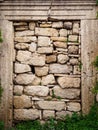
[14,85,23,96]
[35,66,49,76]
[46,55,57,63]
[53,42,67,48]
[51,37,67,42]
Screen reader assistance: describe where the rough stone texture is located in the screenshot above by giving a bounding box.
[64,22,72,30]
[38,36,51,47]
[14,85,23,96]
[36,101,65,111]
[68,35,78,42]
[67,102,81,112]
[35,66,49,76]
[59,29,67,37]
[14,109,40,120]
[15,63,31,73]
[43,110,55,119]
[53,86,80,99]
[68,46,79,54]
[57,77,80,88]
[57,54,69,64]
[49,64,72,74]
[14,95,32,108]
[29,22,36,30]
[35,27,58,36]
[73,22,79,34]
[46,55,57,63]
[15,30,34,37]
[41,74,56,85]
[29,42,37,52]
[24,86,49,97]
[15,36,37,43]
[51,37,67,42]
[32,76,41,86]
[15,74,35,85]
[69,58,79,65]
[15,43,29,50]
[40,23,52,28]
[56,111,67,119]
[74,66,81,75]
[38,47,53,54]
[53,42,67,48]
[52,22,63,28]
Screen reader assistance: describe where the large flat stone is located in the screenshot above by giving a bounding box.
[38,36,51,47]
[35,66,49,76]
[67,102,81,112]
[52,22,63,28]
[43,110,55,119]
[15,36,37,42]
[51,37,67,42]
[37,47,53,54]
[15,30,34,37]
[53,42,67,48]
[15,43,29,50]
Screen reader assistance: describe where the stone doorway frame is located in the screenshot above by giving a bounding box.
[0,0,98,127]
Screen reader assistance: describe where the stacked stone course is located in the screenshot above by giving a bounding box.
[13,20,81,121]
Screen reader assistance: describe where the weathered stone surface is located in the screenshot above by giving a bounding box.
[14,22,27,26]
[15,36,37,42]
[73,22,79,34]
[53,86,80,99]
[15,26,28,31]
[57,54,69,64]
[53,42,67,48]
[36,101,65,111]
[15,43,29,50]
[14,109,40,120]
[57,77,80,88]
[59,29,67,37]
[64,22,72,30]
[35,66,49,76]
[29,42,37,52]
[41,74,56,85]
[32,76,41,86]
[74,66,81,75]
[56,111,67,119]
[69,58,79,65]
[51,37,67,42]
[56,48,67,52]
[52,22,63,28]
[68,35,78,42]
[67,102,81,112]
[15,74,35,85]
[35,27,58,36]
[68,46,79,54]
[14,85,23,95]
[24,86,49,97]
[15,30,34,37]
[96,94,98,102]
[49,64,72,74]
[38,36,51,47]
[15,63,31,73]
[16,51,31,63]
[28,54,45,66]
[46,55,56,63]
[29,22,36,30]
[37,47,53,54]
[40,23,52,28]
[43,110,55,119]
[14,95,32,108]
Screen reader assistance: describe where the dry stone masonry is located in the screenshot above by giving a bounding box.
[13,20,81,121]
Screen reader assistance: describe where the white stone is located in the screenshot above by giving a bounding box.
[36,101,65,111]
[15,63,31,73]
[53,86,80,99]
[69,58,79,65]
[51,37,67,42]
[41,74,56,85]
[29,22,36,30]
[35,27,58,36]
[68,46,79,54]
[53,42,67,48]
[59,29,67,37]
[29,42,37,52]
[15,74,35,85]
[49,64,72,74]
[14,95,32,109]
[73,23,79,34]
[57,77,80,88]
[38,36,51,47]
[67,102,81,112]
[52,22,63,28]
[24,86,49,97]
[35,66,49,76]
[32,76,41,86]
[15,30,34,37]
[15,36,37,43]
[64,22,72,30]
[15,43,29,50]
[37,47,53,54]
[14,109,40,120]
[14,85,23,95]
[57,54,69,64]
[43,110,55,119]
[68,35,78,42]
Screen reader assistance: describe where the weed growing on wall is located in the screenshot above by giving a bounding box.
[96,0,98,5]
[0,30,3,43]
[93,56,98,70]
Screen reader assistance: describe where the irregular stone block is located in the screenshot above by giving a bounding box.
[49,64,72,74]
[57,77,80,88]
[40,23,52,28]
[15,30,34,37]
[74,66,81,75]
[57,54,69,64]
[36,101,65,111]
[38,36,51,47]
[68,35,78,42]
[52,22,63,28]
[53,86,80,99]
[51,37,67,42]
[73,22,79,34]
[53,42,67,48]
[41,74,56,85]
[14,22,27,26]
[46,55,57,63]
[29,42,37,52]
[64,22,72,30]
[59,29,67,37]
[68,46,79,54]
[14,109,40,120]
[15,26,28,31]
[32,76,41,86]
[67,102,81,112]
[14,95,32,109]
[14,85,23,96]
[24,86,49,97]
[15,74,35,85]
[56,111,67,119]
[43,110,55,119]
[15,36,37,42]
[35,66,49,76]
[69,58,79,65]
[29,22,36,30]
[37,47,53,54]
[35,27,58,36]
[15,43,29,50]
[15,63,31,73]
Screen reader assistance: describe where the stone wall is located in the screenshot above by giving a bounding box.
[13,20,81,121]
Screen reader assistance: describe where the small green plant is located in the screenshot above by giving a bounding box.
[96,12,98,19]
[0,30,3,43]
[79,61,82,70]
[92,81,98,94]
[93,56,98,70]
[0,80,3,103]
[51,90,61,100]
[96,0,98,5]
